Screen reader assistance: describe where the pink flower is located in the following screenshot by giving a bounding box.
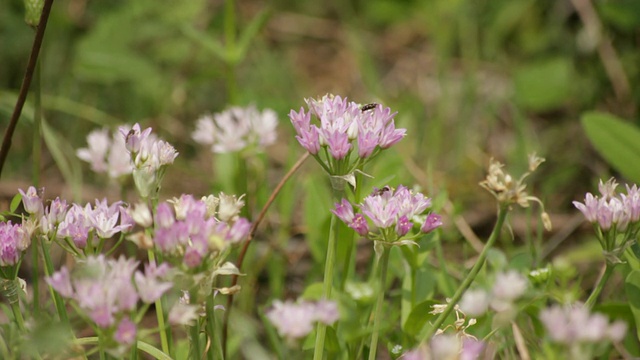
[19,186,43,217]
[114,318,137,346]
[421,214,442,233]
[266,299,340,339]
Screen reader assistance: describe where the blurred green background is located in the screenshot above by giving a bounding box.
[1,0,640,273]
[2,0,640,357]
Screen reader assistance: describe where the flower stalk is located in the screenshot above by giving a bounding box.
[422,206,508,341]
[368,245,390,360]
[585,262,615,308]
[313,187,343,360]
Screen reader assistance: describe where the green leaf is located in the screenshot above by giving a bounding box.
[582,112,640,183]
[625,270,640,340]
[301,282,324,300]
[514,58,572,111]
[402,299,438,338]
[236,9,271,63]
[9,194,22,214]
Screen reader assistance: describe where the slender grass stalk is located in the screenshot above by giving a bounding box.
[147,250,170,355]
[585,263,615,308]
[205,295,215,360]
[368,246,390,360]
[224,0,238,104]
[0,0,54,178]
[41,238,69,324]
[422,206,508,341]
[313,186,344,360]
[189,313,202,360]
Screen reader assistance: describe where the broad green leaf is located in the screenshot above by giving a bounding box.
[9,193,22,214]
[301,282,324,300]
[625,270,640,340]
[582,112,640,183]
[402,299,438,338]
[514,58,572,111]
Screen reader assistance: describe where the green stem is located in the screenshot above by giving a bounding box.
[190,318,202,360]
[1,279,26,332]
[31,239,40,315]
[41,238,69,325]
[368,246,390,360]
[313,187,344,360]
[147,250,170,355]
[422,206,508,341]
[224,0,238,104]
[205,295,216,360]
[585,263,615,308]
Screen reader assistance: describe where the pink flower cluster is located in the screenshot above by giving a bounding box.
[76,127,133,179]
[0,221,29,268]
[573,178,640,232]
[46,255,172,346]
[120,123,178,170]
[332,185,442,241]
[289,95,405,170]
[265,299,339,339]
[539,304,626,345]
[403,335,484,360]
[192,105,278,153]
[150,194,251,269]
[20,186,132,251]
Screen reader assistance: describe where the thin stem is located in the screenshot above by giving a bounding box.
[313,186,344,360]
[422,206,508,341]
[31,238,40,315]
[222,153,309,358]
[189,314,202,360]
[0,0,54,179]
[368,247,390,360]
[41,238,69,325]
[585,263,615,308]
[224,0,238,103]
[147,250,170,355]
[205,295,216,360]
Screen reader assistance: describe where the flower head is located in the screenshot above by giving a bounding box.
[193,105,278,154]
[289,95,405,178]
[265,299,339,340]
[333,185,439,243]
[0,221,29,268]
[77,127,133,179]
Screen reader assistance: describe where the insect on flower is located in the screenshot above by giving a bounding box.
[373,185,393,196]
[360,103,378,112]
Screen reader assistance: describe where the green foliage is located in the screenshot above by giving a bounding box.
[625,270,640,341]
[582,112,640,183]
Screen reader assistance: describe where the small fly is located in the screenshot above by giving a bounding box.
[360,103,378,112]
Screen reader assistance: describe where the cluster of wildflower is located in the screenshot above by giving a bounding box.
[402,335,484,360]
[539,304,626,358]
[459,270,528,319]
[76,126,133,180]
[332,185,442,244]
[573,178,640,261]
[46,255,173,353]
[192,105,278,154]
[120,123,178,198]
[0,221,30,268]
[128,194,250,270]
[289,95,405,181]
[265,298,339,340]
[20,186,133,255]
[480,154,551,231]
